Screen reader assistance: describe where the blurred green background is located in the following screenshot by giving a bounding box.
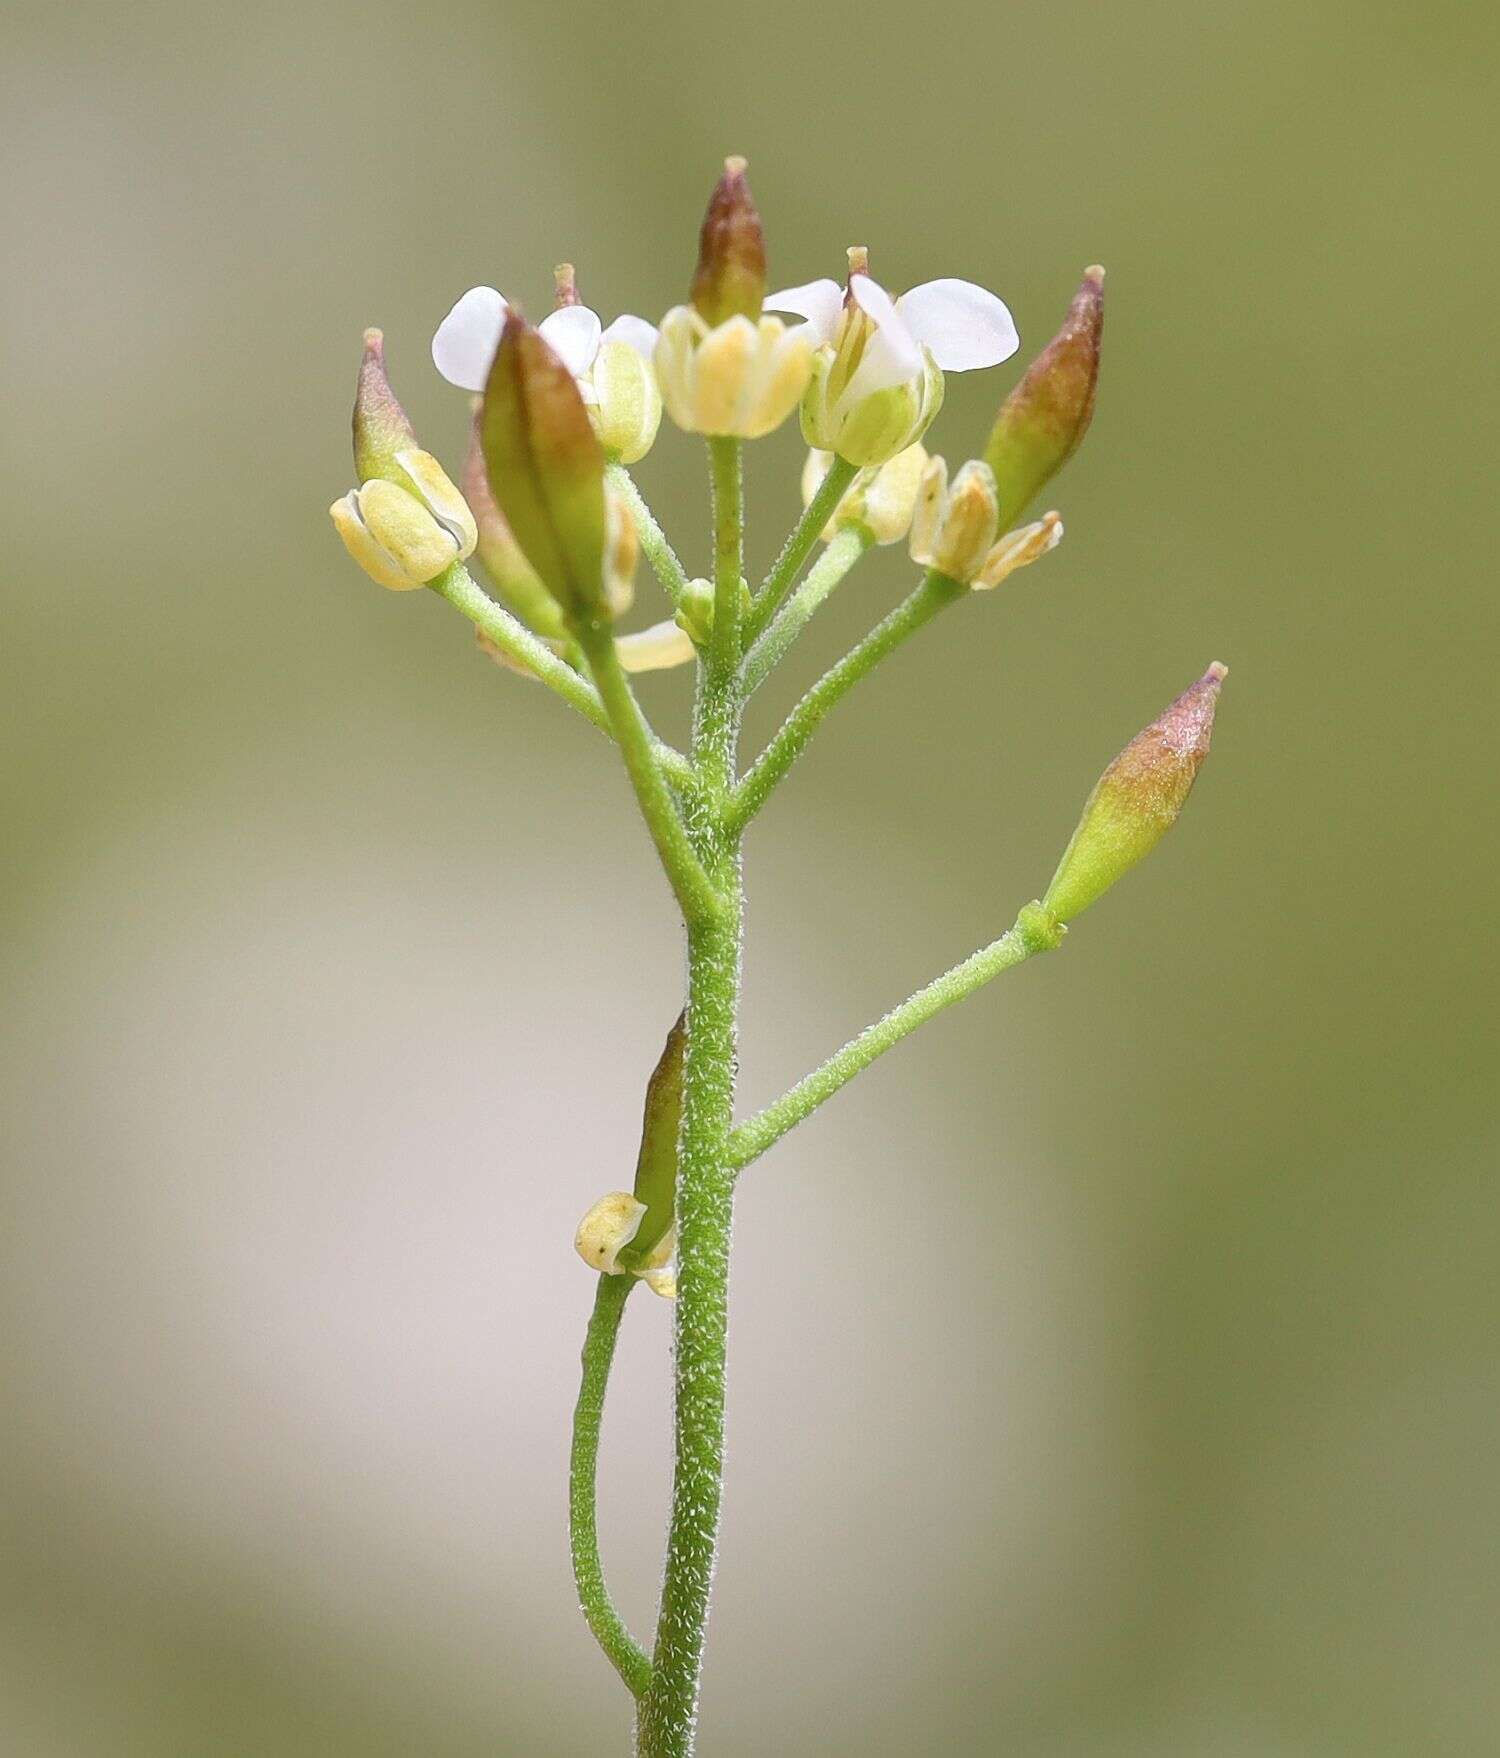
[3,0,1496,1751]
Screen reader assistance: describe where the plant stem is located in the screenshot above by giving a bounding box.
[728,570,965,832]
[728,904,1065,1172]
[740,525,871,696]
[583,626,721,928]
[608,464,691,608]
[706,438,744,671]
[570,1273,653,1699]
[429,563,695,792]
[637,442,746,1758]
[743,454,858,646]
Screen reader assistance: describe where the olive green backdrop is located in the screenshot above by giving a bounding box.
[3,0,1496,1752]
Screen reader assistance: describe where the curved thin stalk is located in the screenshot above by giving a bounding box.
[743,454,858,646]
[608,464,691,608]
[582,626,722,928]
[429,563,695,792]
[570,1273,653,1698]
[740,525,871,695]
[728,570,965,833]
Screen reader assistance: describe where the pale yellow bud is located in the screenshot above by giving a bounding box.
[574,1192,647,1275]
[603,489,638,617]
[908,456,1001,587]
[802,443,929,546]
[973,510,1065,590]
[635,1222,677,1300]
[654,306,813,439]
[393,448,478,558]
[588,340,663,464]
[614,619,697,673]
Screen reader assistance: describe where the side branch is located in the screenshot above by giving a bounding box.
[583,628,723,926]
[740,525,871,695]
[727,904,1065,1171]
[570,1274,653,1699]
[743,453,859,646]
[429,563,695,792]
[607,464,691,608]
[727,570,965,832]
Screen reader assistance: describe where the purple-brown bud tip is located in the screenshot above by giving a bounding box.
[479,311,608,621]
[1042,661,1227,924]
[983,265,1104,526]
[352,327,419,483]
[553,262,580,308]
[690,155,766,326]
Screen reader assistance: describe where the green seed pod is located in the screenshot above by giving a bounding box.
[1043,662,1227,923]
[480,310,609,625]
[691,156,766,326]
[984,266,1104,527]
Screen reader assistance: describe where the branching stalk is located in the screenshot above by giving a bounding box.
[429,563,695,792]
[743,453,858,645]
[608,463,691,608]
[728,570,965,832]
[740,524,871,695]
[728,905,1064,1172]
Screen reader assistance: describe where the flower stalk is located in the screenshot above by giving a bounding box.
[325,158,1227,1758]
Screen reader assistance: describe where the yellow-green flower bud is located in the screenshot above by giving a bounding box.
[480,310,611,624]
[329,454,477,591]
[615,619,696,673]
[691,156,766,326]
[674,577,715,647]
[984,266,1104,526]
[1042,662,1228,924]
[654,307,813,439]
[972,510,1064,590]
[908,456,1000,586]
[801,443,929,546]
[588,339,663,464]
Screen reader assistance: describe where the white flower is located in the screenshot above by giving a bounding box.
[765,263,1019,465]
[432,285,658,393]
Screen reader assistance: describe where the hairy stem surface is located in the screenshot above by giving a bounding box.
[729,569,964,831]
[570,1273,652,1699]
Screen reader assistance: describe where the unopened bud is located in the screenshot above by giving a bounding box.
[984,266,1103,526]
[329,449,477,591]
[972,510,1064,590]
[351,328,418,483]
[908,457,1000,585]
[480,311,610,623]
[655,308,812,439]
[801,443,929,546]
[674,577,715,647]
[691,156,766,326]
[1042,662,1228,924]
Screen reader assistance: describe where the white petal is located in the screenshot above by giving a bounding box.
[432,286,509,391]
[894,279,1019,372]
[600,313,659,359]
[539,304,603,377]
[845,274,923,402]
[763,278,844,345]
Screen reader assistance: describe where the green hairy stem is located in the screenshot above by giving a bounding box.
[473,447,1057,1756]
